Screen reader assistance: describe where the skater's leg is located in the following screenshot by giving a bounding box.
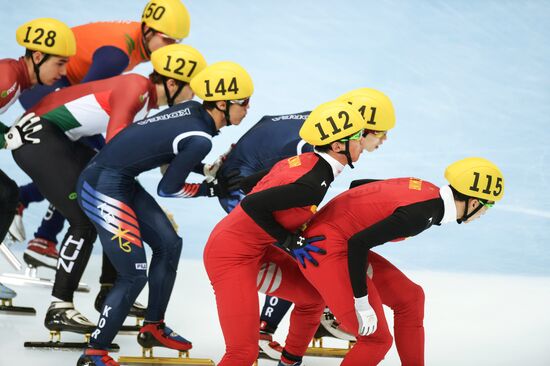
[18,182,44,208]
[132,184,181,322]
[78,178,147,349]
[12,122,97,302]
[34,204,65,243]
[369,251,425,366]
[204,238,261,366]
[0,169,19,241]
[260,296,293,333]
[263,247,325,361]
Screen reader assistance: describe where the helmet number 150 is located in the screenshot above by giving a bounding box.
[143,3,166,20]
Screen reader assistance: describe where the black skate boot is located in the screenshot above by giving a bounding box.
[24,301,119,351]
[45,301,96,334]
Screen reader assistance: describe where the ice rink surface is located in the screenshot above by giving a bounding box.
[0,1,549,365]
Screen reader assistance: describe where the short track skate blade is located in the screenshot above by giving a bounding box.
[118,355,214,365]
[0,273,90,293]
[24,341,119,352]
[257,350,276,360]
[0,304,36,315]
[305,346,349,358]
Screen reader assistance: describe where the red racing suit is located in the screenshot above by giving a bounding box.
[0,58,31,115]
[204,152,342,366]
[301,178,447,366]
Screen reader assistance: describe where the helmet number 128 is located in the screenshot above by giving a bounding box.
[23,26,57,47]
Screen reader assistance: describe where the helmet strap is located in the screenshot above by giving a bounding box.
[215,101,232,126]
[336,140,354,169]
[141,23,154,58]
[162,77,184,107]
[31,52,50,85]
[457,198,484,224]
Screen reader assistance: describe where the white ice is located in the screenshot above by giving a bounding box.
[1,0,549,365]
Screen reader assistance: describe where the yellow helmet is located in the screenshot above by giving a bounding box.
[16,18,76,57]
[190,61,254,101]
[142,0,190,40]
[151,44,206,83]
[299,100,367,146]
[445,157,504,202]
[337,88,396,131]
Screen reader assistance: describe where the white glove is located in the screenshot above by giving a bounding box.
[4,112,42,150]
[203,143,235,183]
[354,295,378,336]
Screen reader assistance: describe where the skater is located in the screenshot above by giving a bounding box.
[0,16,74,313]
[203,99,372,366]
[213,88,396,359]
[14,0,190,274]
[75,61,253,365]
[12,44,206,344]
[298,157,504,366]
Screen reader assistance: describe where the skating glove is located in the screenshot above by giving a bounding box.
[4,112,42,150]
[205,169,243,198]
[354,295,378,336]
[280,233,326,268]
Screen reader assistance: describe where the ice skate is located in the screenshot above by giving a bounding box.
[95,284,146,333]
[24,301,119,351]
[78,348,119,366]
[304,310,355,358]
[23,237,59,270]
[258,322,283,360]
[0,244,90,292]
[0,282,36,315]
[6,204,25,243]
[118,321,213,365]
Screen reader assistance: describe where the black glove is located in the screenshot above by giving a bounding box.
[205,169,243,198]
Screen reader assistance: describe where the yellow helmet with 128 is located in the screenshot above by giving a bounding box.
[16,18,76,57]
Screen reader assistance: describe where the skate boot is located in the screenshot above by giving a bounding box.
[23,238,58,270]
[137,321,192,354]
[45,301,96,334]
[259,321,283,360]
[77,349,119,366]
[320,308,356,341]
[119,322,214,365]
[7,203,25,243]
[25,302,119,351]
[0,282,36,315]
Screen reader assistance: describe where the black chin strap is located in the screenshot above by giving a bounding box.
[215,101,232,126]
[162,78,185,107]
[457,198,484,224]
[337,140,354,169]
[31,53,50,85]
